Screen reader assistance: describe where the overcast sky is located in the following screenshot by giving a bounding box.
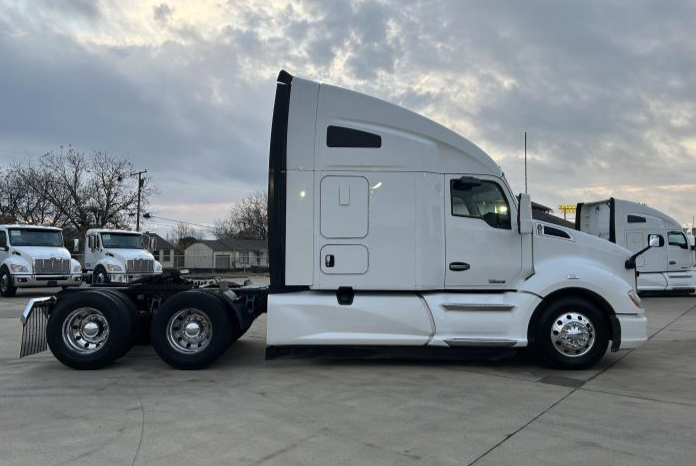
[2,0,696,235]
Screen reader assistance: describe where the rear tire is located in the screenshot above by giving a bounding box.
[47,290,133,369]
[151,290,233,369]
[0,268,17,297]
[534,297,609,370]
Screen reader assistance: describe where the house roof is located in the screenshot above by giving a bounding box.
[146,232,174,250]
[194,238,267,252]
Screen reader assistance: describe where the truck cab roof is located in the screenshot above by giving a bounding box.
[87,229,142,235]
[0,224,62,231]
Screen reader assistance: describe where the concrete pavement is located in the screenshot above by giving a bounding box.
[0,289,694,465]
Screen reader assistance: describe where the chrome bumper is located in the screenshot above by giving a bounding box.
[13,274,82,287]
[108,272,160,283]
[20,297,55,358]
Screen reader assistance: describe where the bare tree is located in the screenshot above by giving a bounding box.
[213,190,268,240]
[168,222,204,253]
[1,148,155,237]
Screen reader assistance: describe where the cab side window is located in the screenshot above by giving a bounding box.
[668,232,688,249]
[451,180,511,229]
[0,231,6,248]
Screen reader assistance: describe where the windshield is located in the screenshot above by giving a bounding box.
[100,233,144,249]
[8,228,63,247]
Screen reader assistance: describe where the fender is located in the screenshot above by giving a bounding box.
[519,255,635,313]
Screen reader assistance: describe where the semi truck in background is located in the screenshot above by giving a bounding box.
[0,225,82,297]
[19,71,650,371]
[576,198,696,294]
[79,229,162,284]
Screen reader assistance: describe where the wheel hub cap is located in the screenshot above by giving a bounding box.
[167,308,212,354]
[550,312,595,357]
[62,307,109,354]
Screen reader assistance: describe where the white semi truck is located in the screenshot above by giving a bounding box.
[576,198,696,294]
[81,229,162,284]
[0,225,82,297]
[20,71,649,371]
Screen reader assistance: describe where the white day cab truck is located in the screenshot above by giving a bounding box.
[576,198,696,294]
[80,229,163,285]
[1,225,82,297]
[20,71,650,371]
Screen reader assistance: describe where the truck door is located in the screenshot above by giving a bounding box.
[625,231,646,267]
[445,175,523,289]
[84,233,99,271]
[667,231,692,270]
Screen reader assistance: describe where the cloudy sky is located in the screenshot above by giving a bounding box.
[2,0,696,235]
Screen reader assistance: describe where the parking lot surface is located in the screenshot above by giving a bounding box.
[1,288,695,466]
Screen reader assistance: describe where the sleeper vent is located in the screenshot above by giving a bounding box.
[543,226,571,239]
[327,126,382,148]
[627,215,646,223]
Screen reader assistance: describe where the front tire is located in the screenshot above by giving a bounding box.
[47,290,133,369]
[93,266,109,285]
[534,297,609,370]
[0,268,17,297]
[151,290,234,369]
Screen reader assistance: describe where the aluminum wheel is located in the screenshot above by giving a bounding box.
[1,273,9,293]
[94,270,107,284]
[550,312,595,357]
[62,307,110,354]
[166,308,213,354]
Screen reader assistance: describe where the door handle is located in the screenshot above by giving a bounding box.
[669,261,677,265]
[449,262,470,272]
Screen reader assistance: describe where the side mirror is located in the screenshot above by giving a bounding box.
[517,193,534,235]
[648,234,664,248]
[73,238,80,252]
[87,236,95,249]
[452,176,482,191]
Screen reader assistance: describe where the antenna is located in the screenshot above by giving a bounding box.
[524,131,528,194]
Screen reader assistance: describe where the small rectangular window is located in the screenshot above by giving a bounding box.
[668,232,688,249]
[627,215,646,223]
[327,125,382,148]
[239,251,250,265]
[450,179,511,229]
[163,249,171,262]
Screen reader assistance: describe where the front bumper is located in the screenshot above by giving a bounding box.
[107,272,160,283]
[614,313,648,350]
[12,274,82,288]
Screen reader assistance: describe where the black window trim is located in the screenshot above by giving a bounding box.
[326,125,382,148]
[542,225,572,240]
[450,179,512,230]
[627,214,646,223]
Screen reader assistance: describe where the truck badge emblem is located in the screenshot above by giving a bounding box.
[536,224,543,235]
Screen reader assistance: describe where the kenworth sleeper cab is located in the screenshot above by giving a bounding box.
[20,71,648,371]
[576,198,696,294]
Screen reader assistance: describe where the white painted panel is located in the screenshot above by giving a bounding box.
[320,176,368,238]
[320,244,368,274]
[422,291,542,347]
[267,291,433,345]
[286,77,319,170]
[285,170,314,285]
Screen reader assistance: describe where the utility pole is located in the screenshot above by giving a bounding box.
[129,170,148,231]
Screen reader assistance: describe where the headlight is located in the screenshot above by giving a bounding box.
[72,264,82,273]
[9,264,28,273]
[154,261,162,272]
[627,289,641,308]
[106,263,123,272]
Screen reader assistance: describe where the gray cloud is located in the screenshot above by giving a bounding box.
[1,0,696,231]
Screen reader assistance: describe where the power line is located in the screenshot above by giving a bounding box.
[143,213,213,230]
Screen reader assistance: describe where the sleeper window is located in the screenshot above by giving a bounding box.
[668,232,688,249]
[451,180,511,229]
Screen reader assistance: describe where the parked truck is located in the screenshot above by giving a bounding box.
[0,225,82,297]
[20,71,650,371]
[80,229,162,284]
[576,198,696,294]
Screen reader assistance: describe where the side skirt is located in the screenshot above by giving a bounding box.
[265,345,518,362]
